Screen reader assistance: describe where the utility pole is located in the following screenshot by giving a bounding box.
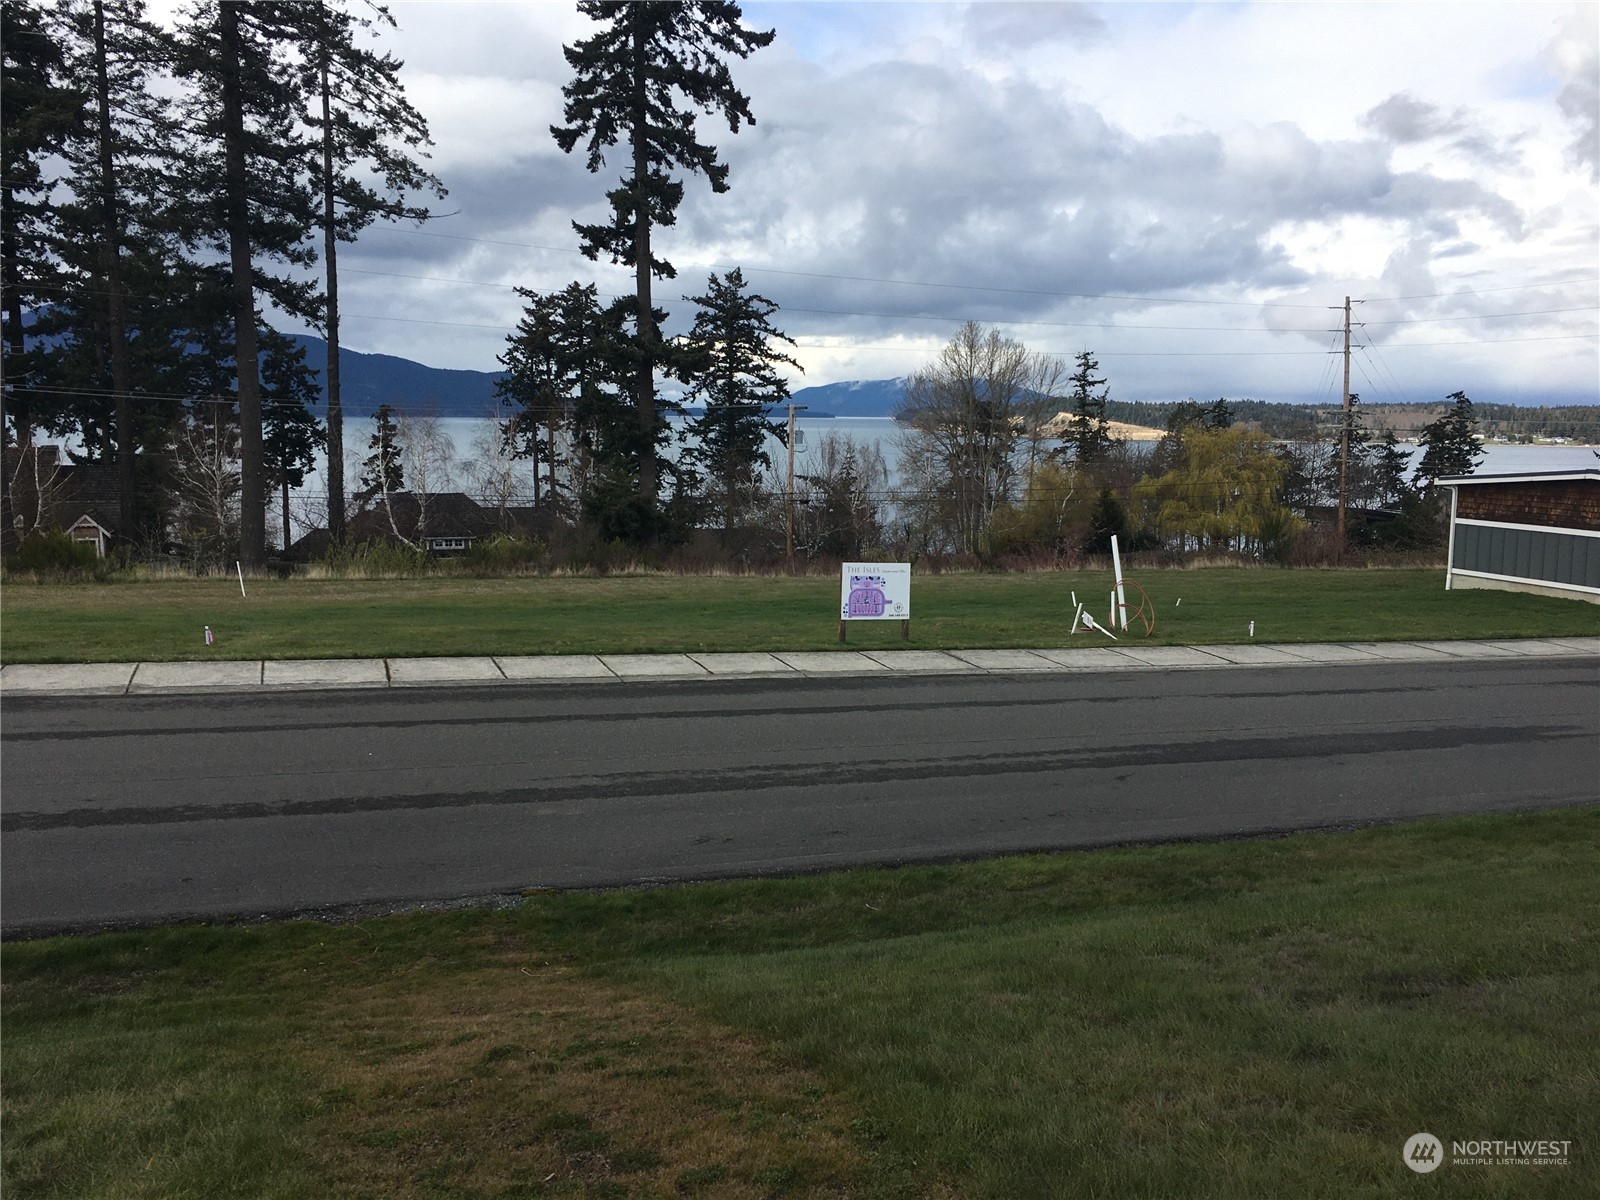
[1338,296,1352,546]
[785,403,807,567]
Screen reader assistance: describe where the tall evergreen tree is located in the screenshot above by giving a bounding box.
[497,282,624,515]
[357,403,403,500]
[260,329,324,552]
[173,0,320,566]
[577,294,680,542]
[297,1,443,545]
[51,0,183,538]
[681,268,799,535]
[1415,391,1484,488]
[1202,397,1234,429]
[1082,487,1128,555]
[1330,391,1374,535]
[550,0,774,538]
[1372,429,1412,508]
[1,0,83,496]
[1062,350,1112,463]
[497,288,569,511]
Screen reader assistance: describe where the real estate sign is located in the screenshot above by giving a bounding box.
[840,562,911,621]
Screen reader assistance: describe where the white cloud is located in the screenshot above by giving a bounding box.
[1546,4,1600,179]
[297,1,1600,406]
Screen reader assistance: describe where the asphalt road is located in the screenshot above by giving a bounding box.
[3,654,1596,935]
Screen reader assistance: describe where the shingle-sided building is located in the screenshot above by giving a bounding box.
[1439,468,1600,603]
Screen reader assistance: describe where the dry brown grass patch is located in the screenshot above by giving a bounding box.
[297,942,946,1198]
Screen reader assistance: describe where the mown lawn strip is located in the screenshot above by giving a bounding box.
[2,568,1596,664]
[3,808,1597,1198]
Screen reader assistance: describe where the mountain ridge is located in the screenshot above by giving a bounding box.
[284,334,1596,432]
[286,333,908,419]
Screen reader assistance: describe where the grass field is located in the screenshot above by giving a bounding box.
[1,568,1596,663]
[4,809,1597,1198]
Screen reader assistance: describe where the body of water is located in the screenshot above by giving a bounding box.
[290,415,1597,534]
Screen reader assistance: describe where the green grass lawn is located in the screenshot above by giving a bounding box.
[5,809,1597,1198]
[1,568,1595,663]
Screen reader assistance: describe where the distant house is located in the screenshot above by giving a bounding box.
[288,491,510,559]
[1440,468,1599,603]
[2,445,124,557]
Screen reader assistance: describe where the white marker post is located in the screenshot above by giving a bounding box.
[236,561,247,599]
[1110,533,1127,631]
[1081,611,1118,641]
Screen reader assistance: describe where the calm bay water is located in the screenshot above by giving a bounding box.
[294,415,1596,518]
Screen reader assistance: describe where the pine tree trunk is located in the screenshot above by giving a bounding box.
[93,0,136,545]
[219,3,266,566]
[320,45,345,545]
[2,237,38,533]
[546,417,558,509]
[631,24,656,520]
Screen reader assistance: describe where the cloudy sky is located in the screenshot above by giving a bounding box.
[298,1,1598,407]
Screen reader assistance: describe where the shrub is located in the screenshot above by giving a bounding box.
[3,529,106,578]
[459,534,546,575]
[317,539,431,578]
[559,535,654,575]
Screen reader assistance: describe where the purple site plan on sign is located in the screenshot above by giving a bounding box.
[848,576,887,617]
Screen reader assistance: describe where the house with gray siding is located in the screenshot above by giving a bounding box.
[1440,468,1600,603]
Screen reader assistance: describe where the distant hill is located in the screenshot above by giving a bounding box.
[285,334,914,419]
[286,334,502,419]
[786,378,906,418]
[280,335,1596,439]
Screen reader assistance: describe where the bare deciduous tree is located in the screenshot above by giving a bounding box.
[168,402,241,566]
[894,323,1063,557]
[465,412,535,531]
[7,444,73,538]
[778,432,889,560]
[395,412,456,542]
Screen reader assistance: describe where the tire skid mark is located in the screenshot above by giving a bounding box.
[5,722,1584,831]
[5,672,1592,743]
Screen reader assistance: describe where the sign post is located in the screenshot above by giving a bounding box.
[839,562,911,642]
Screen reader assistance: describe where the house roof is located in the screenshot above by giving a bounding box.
[2,445,124,537]
[1439,468,1600,488]
[287,492,501,559]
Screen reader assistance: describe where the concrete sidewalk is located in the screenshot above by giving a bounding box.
[2,638,1596,697]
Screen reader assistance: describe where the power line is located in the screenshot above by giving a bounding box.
[1362,306,1598,326]
[1350,333,1599,349]
[1363,278,1600,303]
[1352,330,1416,407]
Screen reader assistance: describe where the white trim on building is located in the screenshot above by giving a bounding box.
[67,514,111,558]
[1453,517,1600,539]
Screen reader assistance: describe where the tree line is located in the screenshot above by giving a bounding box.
[1104,398,1600,445]
[4,0,802,565]
[2,0,450,564]
[882,323,1485,565]
[0,0,1511,574]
